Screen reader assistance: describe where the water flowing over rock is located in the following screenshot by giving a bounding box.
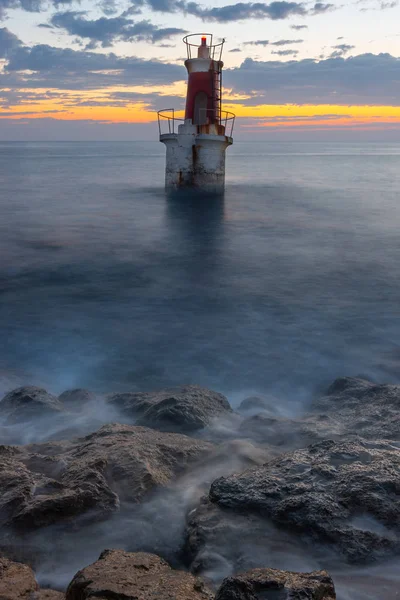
[215,567,336,600]
[107,385,232,432]
[209,438,400,563]
[66,550,213,600]
[310,377,400,440]
[0,387,64,424]
[238,377,400,447]
[0,424,213,531]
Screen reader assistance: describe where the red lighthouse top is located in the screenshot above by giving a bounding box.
[183,34,225,127]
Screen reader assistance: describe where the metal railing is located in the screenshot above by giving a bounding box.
[157,109,184,136]
[183,34,225,62]
[198,108,236,137]
[157,108,235,138]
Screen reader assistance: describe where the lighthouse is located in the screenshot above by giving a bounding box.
[158,34,235,193]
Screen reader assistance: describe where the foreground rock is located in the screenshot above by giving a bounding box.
[215,567,336,600]
[0,386,64,424]
[185,497,313,582]
[66,550,213,600]
[0,557,38,599]
[310,376,400,440]
[238,377,400,447]
[108,385,232,432]
[0,424,213,531]
[209,438,400,563]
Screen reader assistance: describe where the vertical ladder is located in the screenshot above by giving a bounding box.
[211,62,222,125]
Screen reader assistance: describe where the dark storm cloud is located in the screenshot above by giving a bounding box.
[48,11,186,46]
[272,49,298,55]
[224,53,400,105]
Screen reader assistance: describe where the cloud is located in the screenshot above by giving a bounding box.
[0,26,21,58]
[4,43,185,89]
[224,53,400,105]
[380,0,398,7]
[271,38,303,45]
[127,0,335,21]
[229,47,241,52]
[244,39,270,46]
[47,11,186,46]
[0,0,74,19]
[330,43,355,57]
[271,49,299,55]
[291,23,307,29]
[311,2,334,12]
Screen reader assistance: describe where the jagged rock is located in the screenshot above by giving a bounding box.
[65,549,213,600]
[108,385,232,432]
[310,377,400,440]
[58,390,95,412]
[0,387,64,424]
[215,567,336,600]
[209,438,400,563]
[0,557,38,599]
[0,424,213,531]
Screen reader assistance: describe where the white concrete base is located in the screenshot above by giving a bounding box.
[160,120,232,193]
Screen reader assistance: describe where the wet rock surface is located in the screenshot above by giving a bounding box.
[209,438,400,563]
[215,567,336,600]
[0,387,64,424]
[237,377,400,447]
[0,424,213,531]
[310,377,400,440]
[107,385,232,432]
[66,550,213,600]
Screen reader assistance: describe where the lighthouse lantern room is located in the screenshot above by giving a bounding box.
[158,34,235,193]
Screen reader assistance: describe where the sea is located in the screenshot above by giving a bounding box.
[0,140,399,400]
[0,140,400,599]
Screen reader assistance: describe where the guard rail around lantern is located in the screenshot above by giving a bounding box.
[183,33,225,61]
[157,108,235,138]
[157,108,184,136]
[198,108,235,137]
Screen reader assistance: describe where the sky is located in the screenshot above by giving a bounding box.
[0,0,399,139]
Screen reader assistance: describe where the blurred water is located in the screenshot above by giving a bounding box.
[0,140,399,401]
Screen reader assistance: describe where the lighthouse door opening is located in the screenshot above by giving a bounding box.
[193,91,208,125]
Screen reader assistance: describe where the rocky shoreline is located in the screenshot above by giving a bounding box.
[0,378,399,599]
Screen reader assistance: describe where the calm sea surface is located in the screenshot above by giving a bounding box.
[1,140,400,599]
[0,140,400,401]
